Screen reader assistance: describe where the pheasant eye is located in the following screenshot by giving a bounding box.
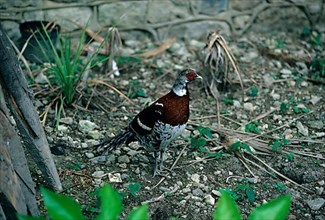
[185,71,196,81]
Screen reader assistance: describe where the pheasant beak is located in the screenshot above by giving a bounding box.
[196,74,203,80]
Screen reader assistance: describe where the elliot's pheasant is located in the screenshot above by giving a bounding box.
[97,69,202,176]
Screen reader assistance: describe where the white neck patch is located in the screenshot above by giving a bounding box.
[173,87,187,96]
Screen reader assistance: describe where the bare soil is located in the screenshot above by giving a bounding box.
[30,30,324,219]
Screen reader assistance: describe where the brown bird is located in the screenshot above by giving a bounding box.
[97,69,202,176]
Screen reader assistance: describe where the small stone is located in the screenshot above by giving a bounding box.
[118,155,130,163]
[92,170,105,178]
[78,120,97,133]
[59,117,74,125]
[34,72,48,84]
[192,188,204,197]
[179,200,187,206]
[90,156,107,164]
[310,96,322,105]
[263,74,274,87]
[85,152,95,159]
[87,130,103,140]
[80,143,88,148]
[296,121,309,136]
[127,149,140,156]
[316,187,324,195]
[307,198,325,210]
[318,180,325,186]
[204,195,215,206]
[57,125,68,132]
[307,121,324,130]
[212,190,221,197]
[94,178,102,186]
[183,187,191,194]
[247,177,259,184]
[108,173,122,183]
[233,100,241,108]
[191,174,200,183]
[300,81,308,87]
[280,68,292,78]
[271,93,280,100]
[243,102,255,111]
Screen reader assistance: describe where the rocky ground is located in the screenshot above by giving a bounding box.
[29,29,324,219]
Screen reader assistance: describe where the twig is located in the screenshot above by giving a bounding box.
[249,153,313,193]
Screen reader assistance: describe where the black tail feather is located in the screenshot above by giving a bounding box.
[96,127,134,154]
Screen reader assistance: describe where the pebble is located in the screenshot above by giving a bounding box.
[316,187,324,195]
[191,174,200,183]
[78,120,97,133]
[318,180,325,186]
[80,143,88,148]
[92,170,105,178]
[307,198,325,210]
[280,68,292,78]
[212,190,221,197]
[90,156,107,164]
[108,173,122,183]
[59,117,74,125]
[243,102,255,111]
[34,72,48,84]
[117,155,130,163]
[300,81,308,87]
[192,188,204,197]
[85,152,95,159]
[87,130,103,140]
[183,187,191,194]
[204,195,215,206]
[127,149,140,156]
[57,125,68,132]
[307,121,324,130]
[310,96,322,105]
[296,121,309,136]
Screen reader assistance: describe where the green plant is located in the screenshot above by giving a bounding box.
[280,97,308,115]
[223,97,234,105]
[247,87,259,97]
[213,191,291,220]
[128,80,147,98]
[37,24,109,105]
[286,152,295,161]
[228,141,253,154]
[245,121,261,134]
[273,182,287,192]
[190,126,213,152]
[269,137,288,152]
[128,183,141,198]
[220,179,255,204]
[17,184,149,220]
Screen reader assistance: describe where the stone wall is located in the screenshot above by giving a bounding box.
[0,0,323,42]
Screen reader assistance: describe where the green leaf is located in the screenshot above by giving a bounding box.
[97,184,123,220]
[213,191,242,220]
[41,187,85,220]
[127,204,149,220]
[246,187,255,204]
[280,102,287,114]
[128,183,141,198]
[17,214,44,220]
[247,87,259,97]
[248,194,291,220]
[191,136,207,149]
[228,141,241,151]
[223,98,234,106]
